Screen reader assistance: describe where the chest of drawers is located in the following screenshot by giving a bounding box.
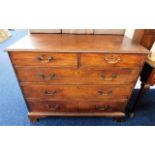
[6,34,149,122]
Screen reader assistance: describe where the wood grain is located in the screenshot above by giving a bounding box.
[16,67,139,84]
[22,84,132,100]
[10,52,77,67]
[81,53,145,67]
[6,34,149,54]
[27,99,127,112]
[28,112,125,118]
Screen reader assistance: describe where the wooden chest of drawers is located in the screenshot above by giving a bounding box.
[6,34,149,122]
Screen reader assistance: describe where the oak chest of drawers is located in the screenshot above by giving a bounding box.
[6,34,149,122]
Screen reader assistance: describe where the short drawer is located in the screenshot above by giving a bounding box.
[10,52,77,67]
[81,53,145,67]
[16,67,139,84]
[22,84,132,100]
[27,99,127,113]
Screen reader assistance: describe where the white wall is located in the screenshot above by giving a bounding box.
[125,29,135,39]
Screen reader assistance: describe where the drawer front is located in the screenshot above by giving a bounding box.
[27,99,127,112]
[22,84,132,100]
[16,67,139,84]
[10,52,77,67]
[81,53,145,67]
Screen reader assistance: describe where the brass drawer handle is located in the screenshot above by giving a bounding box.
[101,74,117,81]
[49,74,57,80]
[104,56,121,64]
[95,105,110,111]
[37,55,54,63]
[38,73,56,80]
[46,104,59,110]
[98,90,112,96]
[44,90,57,95]
[38,73,45,79]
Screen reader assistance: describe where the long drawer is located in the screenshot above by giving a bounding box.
[10,52,77,67]
[27,99,127,112]
[22,84,132,100]
[81,53,145,67]
[16,67,139,84]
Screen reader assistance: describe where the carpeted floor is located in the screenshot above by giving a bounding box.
[0,30,155,126]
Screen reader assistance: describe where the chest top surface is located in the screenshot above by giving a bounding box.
[6,34,149,54]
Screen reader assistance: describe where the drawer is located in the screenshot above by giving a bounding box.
[10,52,77,67]
[81,53,145,67]
[27,99,127,113]
[16,67,139,84]
[22,84,132,100]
